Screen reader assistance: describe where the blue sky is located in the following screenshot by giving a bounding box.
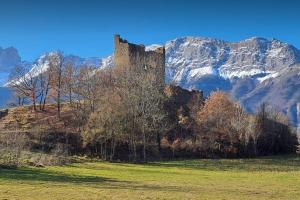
[0,0,299,61]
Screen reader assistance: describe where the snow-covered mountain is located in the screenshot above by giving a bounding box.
[164,37,299,84]
[0,37,299,131]
[0,51,112,107]
[26,53,113,80]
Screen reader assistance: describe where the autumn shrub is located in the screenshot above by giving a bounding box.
[0,132,28,167]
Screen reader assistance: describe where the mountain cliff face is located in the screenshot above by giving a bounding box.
[0,37,299,131]
[165,37,299,85]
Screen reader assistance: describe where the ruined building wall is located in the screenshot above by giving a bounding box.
[114,34,165,87]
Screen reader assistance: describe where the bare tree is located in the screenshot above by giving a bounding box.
[84,88,126,160]
[116,67,168,161]
[62,62,77,105]
[48,52,65,118]
[74,66,101,112]
[36,55,52,111]
[8,64,40,111]
[135,72,167,161]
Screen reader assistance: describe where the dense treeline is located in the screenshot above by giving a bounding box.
[193,92,298,157]
[2,52,298,164]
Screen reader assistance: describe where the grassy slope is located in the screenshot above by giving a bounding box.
[1,155,300,200]
[0,104,75,132]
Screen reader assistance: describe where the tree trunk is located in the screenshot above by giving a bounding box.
[133,140,137,162]
[156,132,161,154]
[42,86,49,110]
[69,87,72,104]
[32,92,37,111]
[143,130,146,162]
[39,91,44,110]
[57,90,61,119]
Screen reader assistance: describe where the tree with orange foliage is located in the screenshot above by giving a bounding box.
[196,91,247,156]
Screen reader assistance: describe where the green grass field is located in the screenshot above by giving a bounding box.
[1,155,300,200]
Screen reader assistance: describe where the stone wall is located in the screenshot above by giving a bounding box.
[164,85,205,140]
[114,34,165,87]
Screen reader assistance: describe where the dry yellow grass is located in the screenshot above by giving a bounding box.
[0,104,74,132]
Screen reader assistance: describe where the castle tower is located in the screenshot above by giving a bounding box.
[114,34,165,87]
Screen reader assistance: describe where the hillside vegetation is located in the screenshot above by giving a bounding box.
[1,51,298,165]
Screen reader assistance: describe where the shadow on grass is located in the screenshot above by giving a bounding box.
[146,154,300,172]
[0,167,193,193]
[0,167,117,184]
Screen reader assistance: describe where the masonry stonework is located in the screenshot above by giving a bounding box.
[114,34,165,87]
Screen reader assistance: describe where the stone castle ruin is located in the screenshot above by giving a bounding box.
[113,34,204,130]
[114,34,165,87]
[113,33,204,99]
